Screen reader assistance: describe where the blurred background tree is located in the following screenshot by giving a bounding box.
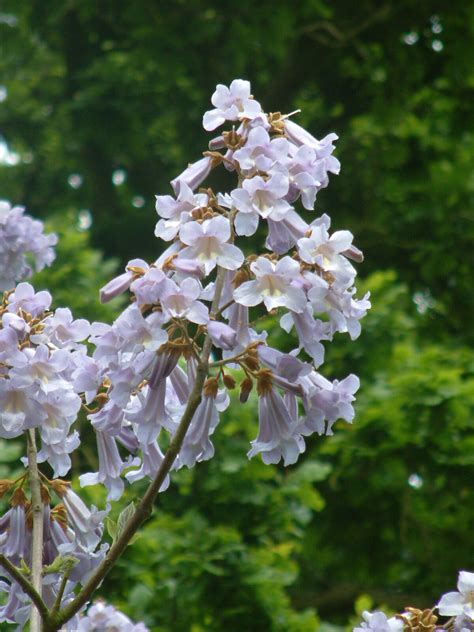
[0,1,473,630]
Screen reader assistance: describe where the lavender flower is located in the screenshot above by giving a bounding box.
[80,431,138,501]
[76,601,149,631]
[353,611,403,632]
[248,372,305,466]
[229,174,292,236]
[179,216,244,274]
[0,200,57,291]
[437,571,474,617]
[234,256,306,313]
[203,79,263,131]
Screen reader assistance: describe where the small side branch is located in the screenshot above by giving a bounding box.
[0,554,49,622]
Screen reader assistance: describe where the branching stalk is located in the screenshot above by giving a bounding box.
[0,554,49,621]
[52,261,232,630]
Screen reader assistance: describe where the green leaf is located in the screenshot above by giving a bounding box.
[115,502,135,544]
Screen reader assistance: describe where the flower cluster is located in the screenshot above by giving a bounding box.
[81,77,369,501]
[353,571,474,632]
[0,282,91,476]
[0,201,57,291]
[0,482,107,628]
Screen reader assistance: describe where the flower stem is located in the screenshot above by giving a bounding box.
[27,428,45,632]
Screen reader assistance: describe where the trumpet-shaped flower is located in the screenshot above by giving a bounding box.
[234,256,306,313]
[179,216,244,274]
[203,79,263,131]
[249,380,305,466]
[230,174,292,236]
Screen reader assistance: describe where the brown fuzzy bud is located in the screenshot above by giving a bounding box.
[203,376,219,398]
[233,269,250,288]
[11,487,28,507]
[239,377,253,403]
[51,503,68,529]
[256,369,273,396]
[41,484,51,504]
[222,374,236,390]
[243,355,260,372]
[50,479,71,497]
[0,479,13,498]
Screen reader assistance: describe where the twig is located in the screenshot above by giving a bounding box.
[213,298,235,319]
[209,352,244,368]
[0,554,49,621]
[50,565,73,617]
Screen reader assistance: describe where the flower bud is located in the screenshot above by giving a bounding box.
[239,377,253,403]
[41,484,51,504]
[243,354,259,372]
[223,374,236,390]
[233,269,250,288]
[50,479,71,497]
[203,376,219,398]
[11,487,27,507]
[256,369,273,396]
[0,479,13,498]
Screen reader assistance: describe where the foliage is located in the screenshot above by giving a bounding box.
[32,212,123,321]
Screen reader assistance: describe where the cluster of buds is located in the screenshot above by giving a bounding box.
[0,201,57,291]
[354,571,474,632]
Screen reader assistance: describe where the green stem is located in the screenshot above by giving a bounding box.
[0,554,49,622]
